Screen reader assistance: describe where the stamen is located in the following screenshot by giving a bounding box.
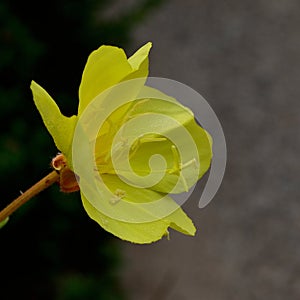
[104,137,128,163]
[179,172,189,192]
[110,188,126,205]
[170,145,180,175]
[130,135,167,160]
[164,229,170,240]
[123,99,150,123]
[139,136,167,143]
[180,158,198,170]
[169,146,199,191]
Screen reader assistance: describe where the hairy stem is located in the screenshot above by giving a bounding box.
[0,170,59,222]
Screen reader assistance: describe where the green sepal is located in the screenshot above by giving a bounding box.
[30,81,77,165]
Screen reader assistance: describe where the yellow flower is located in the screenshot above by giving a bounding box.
[30,42,212,243]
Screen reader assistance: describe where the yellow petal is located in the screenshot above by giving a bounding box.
[126,42,152,79]
[30,81,77,162]
[80,173,196,244]
[78,46,132,115]
[78,42,152,115]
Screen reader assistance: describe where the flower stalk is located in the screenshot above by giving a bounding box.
[0,170,59,222]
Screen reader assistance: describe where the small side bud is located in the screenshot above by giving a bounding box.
[51,153,67,171]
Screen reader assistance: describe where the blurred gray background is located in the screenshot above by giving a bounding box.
[119,0,300,299]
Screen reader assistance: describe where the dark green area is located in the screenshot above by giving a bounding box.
[0,1,164,299]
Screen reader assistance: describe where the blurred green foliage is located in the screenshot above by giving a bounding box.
[0,0,164,299]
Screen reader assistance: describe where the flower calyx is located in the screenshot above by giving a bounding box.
[51,153,80,193]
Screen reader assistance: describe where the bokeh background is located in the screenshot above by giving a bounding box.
[1,0,300,299]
